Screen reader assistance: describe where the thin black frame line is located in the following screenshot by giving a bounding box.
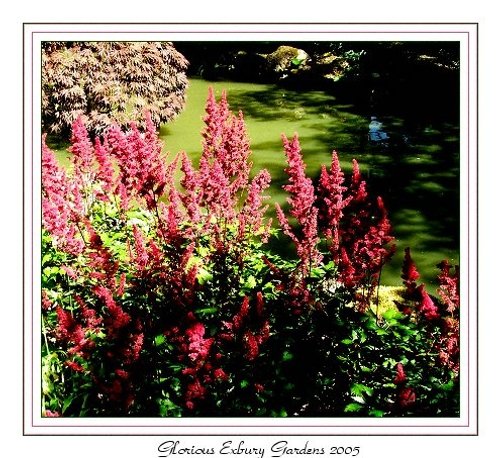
[23,22,479,25]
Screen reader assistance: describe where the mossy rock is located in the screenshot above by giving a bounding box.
[264,46,310,74]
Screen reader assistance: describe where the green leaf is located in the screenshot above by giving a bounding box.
[369,409,385,417]
[344,402,363,413]
[62,396,74,414]
[282,351,294,362]
[240,380,249,389]
[196,306,218,316]
[244,275,257,289]
[341,339,353,345]
[154,334,166,347]
[383,308,404,321]
[197,267,213,285]
[351,383,373,397]
[440,379,455,392]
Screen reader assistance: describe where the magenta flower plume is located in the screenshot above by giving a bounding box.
[276,133,321,275]
[94,137,115,195]
[416,284,440,320]
[42,136,85,255]
[401,247,420,297]
[437,260,460,314]
[69,116,94,174]
[239,169,271,237]
[316,151,349,254]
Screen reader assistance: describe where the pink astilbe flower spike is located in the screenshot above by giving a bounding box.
[276,133,321,275]
[219,110,252,197]
[437,260,459,314]
[202,88,229,156]
[94,137,115,195]
[42,135,84,255]
[105,114,167,207]
[416,284,440,320]
[69,116,94,174]
[203,158,235,220]
[239,169,271,238]
[180,152,202,224]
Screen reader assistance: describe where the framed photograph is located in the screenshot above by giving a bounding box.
[23,22,477,440]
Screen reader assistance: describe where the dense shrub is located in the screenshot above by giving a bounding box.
[42,42,189,136]
[41,89,459,417]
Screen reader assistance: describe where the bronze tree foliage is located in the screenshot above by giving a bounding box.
[42,42,189,135]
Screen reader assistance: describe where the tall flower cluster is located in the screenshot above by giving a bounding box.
[399,248,440,320]
[398,250,460,375]
[331,161,395,310]
[316,151,349,254]
[106,112,167,211]
[277,144,395,310]
[436,261,460,374]
[179,89,271,247]
[276,134,322,276]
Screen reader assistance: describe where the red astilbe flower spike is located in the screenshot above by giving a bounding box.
[55,306,77,342]
[437,316,460,374]
[394,363,407,385]
[398,387,416,408]
[358,196,396,275]
[131,225,149,272]
[213,367,229,382]
[55,306,94,357]
[437,260,460,314]
[416,284,440,321]
[93,285,131,335]
[316,151,349,254]
[276,133,322,275]
[42,290,52,311]
[84,220,120,289]
[339,159,370,253]
[402,247,420,298]
[331,161,395,311]
[349,159,368,203]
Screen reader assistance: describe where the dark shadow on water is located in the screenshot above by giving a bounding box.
[223,82,460,289]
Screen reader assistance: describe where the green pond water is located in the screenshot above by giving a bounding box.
[49,77,460,291]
